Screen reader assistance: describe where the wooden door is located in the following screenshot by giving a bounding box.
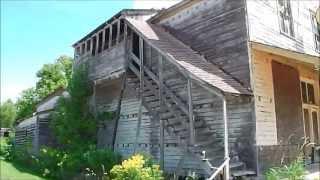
[272,61,304,144]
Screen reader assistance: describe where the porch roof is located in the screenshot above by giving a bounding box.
[125,17,251,95]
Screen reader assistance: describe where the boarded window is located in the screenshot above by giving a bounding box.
[278,0,294,37]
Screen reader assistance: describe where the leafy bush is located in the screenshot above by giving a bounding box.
[0,137,14,160]
[265,159,305,180]
[110,154,163,180]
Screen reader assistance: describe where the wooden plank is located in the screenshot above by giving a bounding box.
[116,20,121,44]
[109,25,112,48]
[158,54,165,170]
[187,79,195,145]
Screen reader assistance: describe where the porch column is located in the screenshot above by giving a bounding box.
[158,54,164,170]
[223,97,230,180]
[109,25,112,48]
[116,20,121,44]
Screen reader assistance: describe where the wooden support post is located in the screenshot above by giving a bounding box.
[116,20,121,44]
[223,97,230,180]
[124,23,128,43]
[134,37,144,153]
[187,79,195,145]
[158,54,165,170]
[109,25,112,48]
[102,28,106,52]
[95,34,99,55]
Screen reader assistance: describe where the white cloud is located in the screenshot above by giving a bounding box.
[133,0,182,10]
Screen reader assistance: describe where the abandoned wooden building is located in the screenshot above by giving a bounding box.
[15,0,319,179]
[15,88,66,154]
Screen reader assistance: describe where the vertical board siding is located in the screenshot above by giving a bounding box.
[247,0,320,56]
[252,50,278,145]
[157,0,251,88]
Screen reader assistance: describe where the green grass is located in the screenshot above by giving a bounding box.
[0,159,46,180]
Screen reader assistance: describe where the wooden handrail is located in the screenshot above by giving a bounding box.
[130,52,189,115]
[207,157,230,180]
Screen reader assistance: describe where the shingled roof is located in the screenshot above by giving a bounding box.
[125,17,251,95]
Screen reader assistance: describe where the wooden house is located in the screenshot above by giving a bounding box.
[15,88,66,154]
[72,0,320,179]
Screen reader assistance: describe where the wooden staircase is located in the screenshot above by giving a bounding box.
[124,30,255,179]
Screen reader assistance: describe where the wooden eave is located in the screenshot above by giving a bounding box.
[250,41,320,70]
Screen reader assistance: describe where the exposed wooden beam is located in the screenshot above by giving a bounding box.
[134,37,144,153]
[187,79,195,145]
[101,28,106,52]
[109,25,112,49]
[158,54,164,170]
[95,34,99,55]
[116,20,121,44]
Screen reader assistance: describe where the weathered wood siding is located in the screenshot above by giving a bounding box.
[247,0,320,56]
[77,41,127,81]
[156,0,251,88]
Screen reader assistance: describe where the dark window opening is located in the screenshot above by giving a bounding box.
[278,0,294,37]
[104,28,110,50]
[92,36,97,56]
[132,32,140,58]
[112,23,118,46]
[307,83,315,104]
[3,131,9,137]
[81,43,85,55]
[301,81,315,105]
[76,46,80,56]
[301,82,307,103]
[86,40,91,52]
[98,32,103,53]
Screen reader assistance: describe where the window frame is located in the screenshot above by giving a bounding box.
[277,0,295,38]
[300,78,316,106]
[310,10,320,52]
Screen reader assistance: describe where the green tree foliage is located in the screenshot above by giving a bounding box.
[0,100,17,127]
[36,56,72,99]
[15,56,73,121]
[15,88,39,121]
[50,64,97,150]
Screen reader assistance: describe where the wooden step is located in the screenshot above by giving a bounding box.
[231,170,256,177]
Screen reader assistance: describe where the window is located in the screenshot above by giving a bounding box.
[92,36,97,56]
[81,43,85,55]
[311,11,320,51]
[98,32,103,53]
[301,81,315,105]
[277,0,294,37]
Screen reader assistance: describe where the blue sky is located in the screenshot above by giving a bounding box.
[1,0,133,102]
[1,0,180,102]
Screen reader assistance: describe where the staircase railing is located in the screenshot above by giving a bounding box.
[207,157,230,180]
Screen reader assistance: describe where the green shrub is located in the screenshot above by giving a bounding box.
[0,137,14,160]
[83,147,121,177]
[110,154,163,180]
[265,159,305,180]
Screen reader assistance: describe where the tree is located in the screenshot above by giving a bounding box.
[36,56,73,99]
[15,88,39,121]
[0,99,17,127]
[15,55,73,121]
[51,65,97,150]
